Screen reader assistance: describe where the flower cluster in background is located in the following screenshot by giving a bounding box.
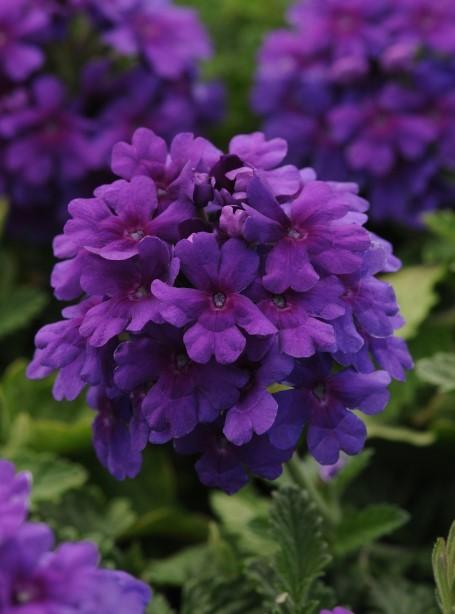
[252,0,455,226]
[27,128,412,493]
[0,460,151,613]
[0,0,222,239]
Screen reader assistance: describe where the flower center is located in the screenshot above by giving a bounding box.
[272,294,287,309]
[131,286,148,300]
[212,292,226,308]
[128,229,145,241]
[175,353,189,370]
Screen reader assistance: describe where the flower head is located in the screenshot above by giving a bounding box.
[0,461,151,612]
[29,128,411,493]
[253,0,455,225]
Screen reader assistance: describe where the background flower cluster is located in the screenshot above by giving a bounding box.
[0,0,222,238]
[0,460,151,613]
[253,0,455,225]
[28,128,412,493]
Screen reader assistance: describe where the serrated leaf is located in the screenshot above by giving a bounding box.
[416,353,455,392]
[334,504,409,557]
[6,450,87,506]
[182,575,263,614]
[248,486,331,614]
[383,265,444,339]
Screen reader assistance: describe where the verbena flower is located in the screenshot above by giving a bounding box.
[253,0,455,225]
[28,128,412,493]
[0,0,222,238]
[0,460,151,613]
[320,608,355,614]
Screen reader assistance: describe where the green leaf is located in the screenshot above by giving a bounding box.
[432,520,455,614]
[38,487,136,555]
[383,265,444,339]
[247,486,331,614]
[182,575,263,614]
[363,416,436,446]
[210,488,272,554]
[128,507,209,542]
[0,285,47,339]
[144,544,211,586]
[148,594,174,614]
[425,210,455,242]
[7,450,87,506]
[416,353,455,392]
[369,577,438,614]
[0,360,92,454]
[334,504,409,557]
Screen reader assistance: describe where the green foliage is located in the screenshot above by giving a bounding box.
[334,504,409,557]
[417,353,455,392]
[0,252,47,340]
[0,360,92,454]
[433,521,455,614]
[247,487,332,614]
[7,449,87,506]
[369,577,439,614]
[383,265,445,339]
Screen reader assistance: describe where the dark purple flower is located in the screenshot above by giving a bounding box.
[0,525,151,613]
[28,129,410,493]
[27,298,106,401]
[79,237,179,347]
[290,356,391,464]
[174,398,301,494]
[114,325,248,443]
[4,76,95,185]
[0,0,49,81]
[90,388,149,479]
[223,346,293,446]
[253,276,345,358]
[55,175,194,262]
[0,461,152,613]
[253,0,455,225]
[320,608,354,614]
[103,1,211,79]
[243,177,369,294]
[0,461,31,542]
[153,232,276,364]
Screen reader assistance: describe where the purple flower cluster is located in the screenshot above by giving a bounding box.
[0,0,222,238]
[321,608,354,614]
[28,128,412,494]
[252,0,455,226]
[0,460,151,613]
